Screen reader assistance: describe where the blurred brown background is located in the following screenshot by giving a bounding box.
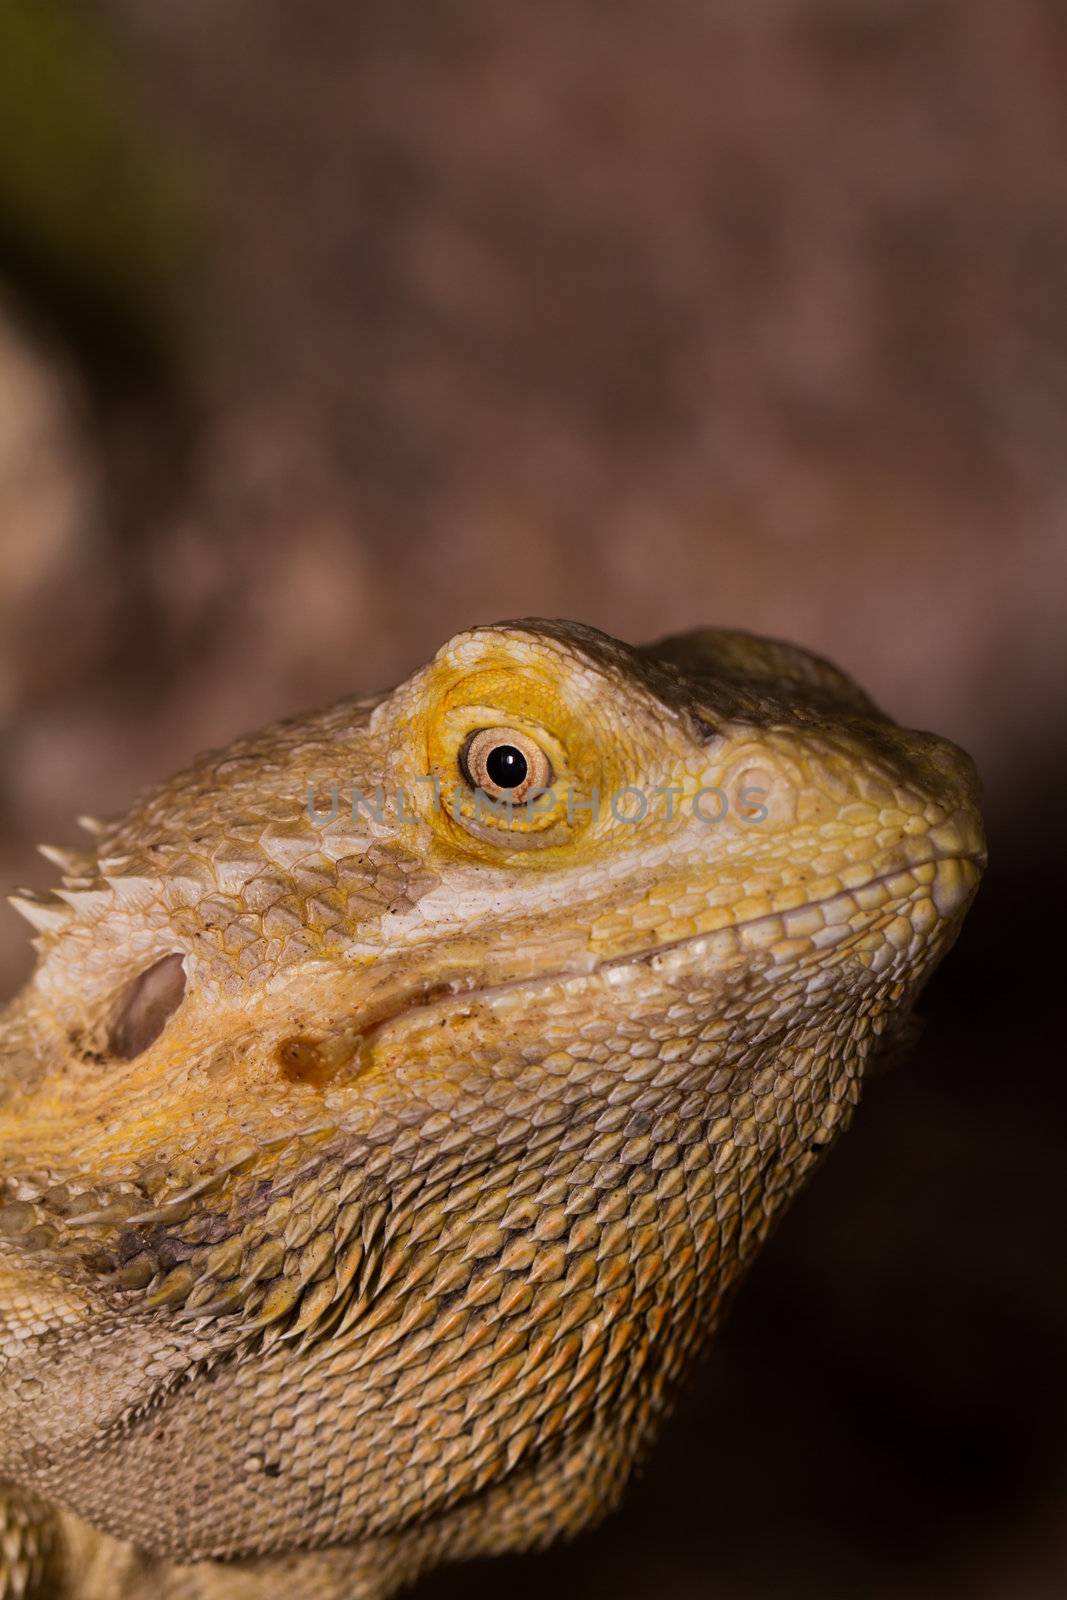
[0,3,1064,1596]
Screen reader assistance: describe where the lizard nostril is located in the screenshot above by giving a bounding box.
[276,1032,364,1088]
[108,953,187,1061]
[277,1035,331,1085]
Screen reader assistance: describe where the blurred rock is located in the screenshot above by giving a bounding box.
[0,303,104,715]
[0,303,116,992]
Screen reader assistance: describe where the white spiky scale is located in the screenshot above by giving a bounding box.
[37,844,96,877]
[7,893,71,935]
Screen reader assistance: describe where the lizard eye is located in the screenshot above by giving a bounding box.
[460,727,553,804]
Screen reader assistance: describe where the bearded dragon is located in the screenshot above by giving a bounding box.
[0,620,985,1599]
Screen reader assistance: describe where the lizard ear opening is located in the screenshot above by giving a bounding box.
[108,953,187,1061]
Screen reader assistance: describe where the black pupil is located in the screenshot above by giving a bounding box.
[485,744,528,789]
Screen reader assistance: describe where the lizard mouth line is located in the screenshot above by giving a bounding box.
[0,851,979,1234]
[357,850,983,1047]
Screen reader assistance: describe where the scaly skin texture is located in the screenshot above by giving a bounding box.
[0,620,985,1599]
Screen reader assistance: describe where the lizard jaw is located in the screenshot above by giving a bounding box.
[354,849,983,1055]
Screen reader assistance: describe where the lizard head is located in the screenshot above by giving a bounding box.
[0,621,984,1569]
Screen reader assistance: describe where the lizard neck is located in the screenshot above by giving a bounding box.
[55,1512,404,1600]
